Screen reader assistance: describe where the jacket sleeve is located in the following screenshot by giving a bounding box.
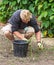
[30,15,40,33]
[8,14,19,33]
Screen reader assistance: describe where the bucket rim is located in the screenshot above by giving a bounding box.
[13,40,29,44]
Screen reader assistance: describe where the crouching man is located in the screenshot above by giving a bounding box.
[1,9,43,49]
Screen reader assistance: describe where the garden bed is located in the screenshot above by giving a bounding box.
[0,26,54,65]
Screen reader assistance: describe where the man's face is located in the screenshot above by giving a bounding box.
[21,18,30,23]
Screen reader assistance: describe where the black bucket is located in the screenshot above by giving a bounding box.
[13,40,29,57]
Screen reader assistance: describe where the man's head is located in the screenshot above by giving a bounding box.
[20,9,32,23]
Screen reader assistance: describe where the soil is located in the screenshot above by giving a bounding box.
[0,26,54,65]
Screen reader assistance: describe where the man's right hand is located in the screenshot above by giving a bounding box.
[22,38,28,40]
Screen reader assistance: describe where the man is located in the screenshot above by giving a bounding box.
[1,9,43,49]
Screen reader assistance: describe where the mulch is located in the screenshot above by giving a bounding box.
[0,22,6,26]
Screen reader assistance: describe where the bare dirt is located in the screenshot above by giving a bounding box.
[0,26,54,65]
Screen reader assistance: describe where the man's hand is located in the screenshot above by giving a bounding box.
[37,42,44,50]
[22,38,28,40]
[22,38,31,43]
